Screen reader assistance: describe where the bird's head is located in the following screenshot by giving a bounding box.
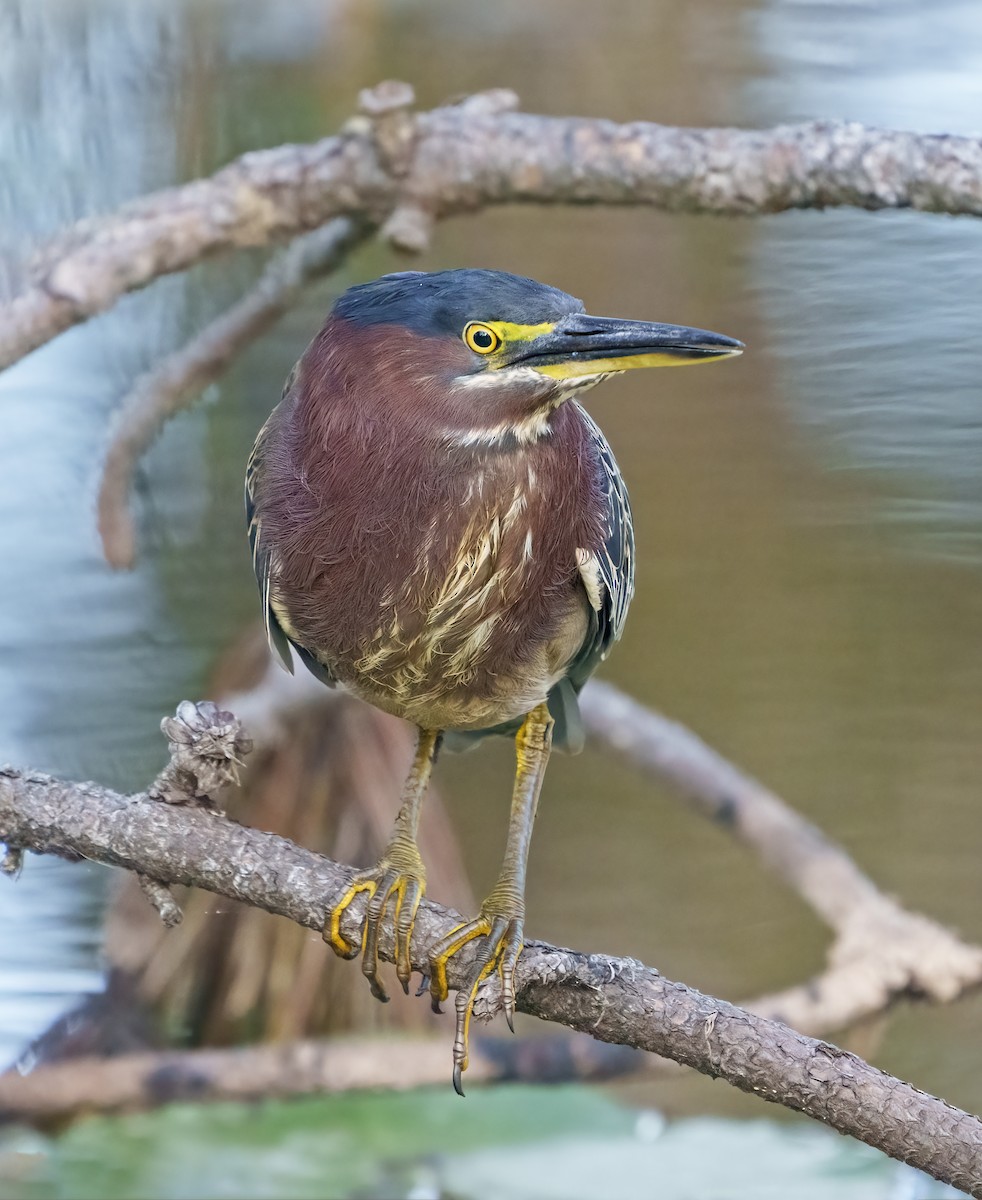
[316,269,743,448]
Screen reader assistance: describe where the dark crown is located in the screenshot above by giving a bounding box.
[332,269,585,338]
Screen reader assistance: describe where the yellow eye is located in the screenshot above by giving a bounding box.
[463,322,501,354]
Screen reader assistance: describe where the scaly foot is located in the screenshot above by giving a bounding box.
[427,901,525,1095]
[324,842,426,1001]
[324,728,440,1002]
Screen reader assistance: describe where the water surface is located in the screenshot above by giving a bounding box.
[2,0,982,1122]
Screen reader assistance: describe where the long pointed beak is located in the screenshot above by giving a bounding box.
[508,313,744,380]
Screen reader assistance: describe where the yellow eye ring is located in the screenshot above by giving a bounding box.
[463,322,501,354]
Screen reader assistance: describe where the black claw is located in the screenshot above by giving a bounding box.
[430,996,444,1015]
[399,976,410,996]
[415,974,430,998]
[368,979,390,1003]
[505,1009,515,1035]
[453,1064,465,1097]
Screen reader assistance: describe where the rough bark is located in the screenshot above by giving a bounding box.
[6,82,982,371]
[2,741,982,1195]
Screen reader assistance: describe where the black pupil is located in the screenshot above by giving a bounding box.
[473,329,493,349]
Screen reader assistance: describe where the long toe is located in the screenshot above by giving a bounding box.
[324,861,427,1002]
[498,924,524,1034]
[427,917,489,1012]
[362,868,405,1002]
[324,873,378,959]
[395,874,424,993]
[426,908,525,1095]
[451,913,511,1093]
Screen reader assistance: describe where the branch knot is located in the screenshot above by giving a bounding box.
[149,701,252,807]
[353,80,434,254]
[357,80,417,178]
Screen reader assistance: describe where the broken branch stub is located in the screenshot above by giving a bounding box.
[149,700,253,807]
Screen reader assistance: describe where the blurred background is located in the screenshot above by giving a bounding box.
[2,0,982,1196]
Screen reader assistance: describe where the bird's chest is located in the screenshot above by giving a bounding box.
[273,410,607,728]
[355,470,549,693]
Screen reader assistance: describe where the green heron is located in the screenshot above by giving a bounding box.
[246,269,742,1092]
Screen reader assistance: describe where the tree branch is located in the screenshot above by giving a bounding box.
[6,82,982,371]
[97,217,369,569]
[580,681,982,1034]
[0,1031,639,1122]
[214,664,982,1040]
[1,716,982,1195]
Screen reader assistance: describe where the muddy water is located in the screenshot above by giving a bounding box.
[3,0,982,1119]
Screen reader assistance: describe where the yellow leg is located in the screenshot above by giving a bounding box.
[427,702,553,1094]
[324,727,440,1000]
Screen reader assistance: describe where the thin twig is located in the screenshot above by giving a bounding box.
[97,218,367,569]
[136,875,183,928]
[580,681,982,1033]
[1,737,982,1194]
[7,84,982,370]
[582,681,885,924]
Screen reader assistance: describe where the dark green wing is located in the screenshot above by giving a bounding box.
[245,410,295,675]
[245,375,337,687]
[565,403,635,688]
[547,404,635,752]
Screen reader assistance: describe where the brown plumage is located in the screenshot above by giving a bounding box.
[252,317,608,732]
[245,268,742,1091]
